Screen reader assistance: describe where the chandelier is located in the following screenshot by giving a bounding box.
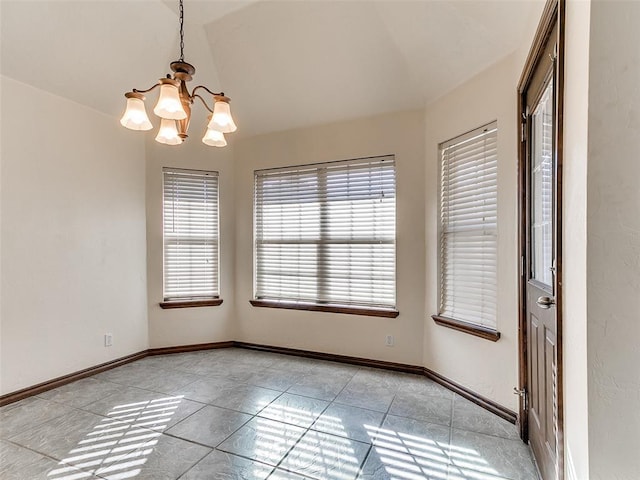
[119,0,236,147]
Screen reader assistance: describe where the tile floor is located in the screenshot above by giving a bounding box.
[0,348,538,480]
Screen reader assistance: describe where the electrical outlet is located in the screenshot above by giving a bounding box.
[104,333,113,347]
[385,335,394,347]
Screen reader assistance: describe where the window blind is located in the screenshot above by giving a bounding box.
[439,122,498,328]
[163,168,219,301]
[254,155,396,309]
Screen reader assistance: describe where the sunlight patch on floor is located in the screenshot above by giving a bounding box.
[365,424,505,480]
[47,395,183,480]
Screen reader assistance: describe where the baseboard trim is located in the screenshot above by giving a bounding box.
[423,367,517,424]
[234,341,516,424]
[148,341,234,356]
[0,342,234,407]
[0,341,517,425]
[233,341,425,375]
[0,351,147,407]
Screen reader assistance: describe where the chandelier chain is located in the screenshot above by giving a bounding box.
[179,0,185,62]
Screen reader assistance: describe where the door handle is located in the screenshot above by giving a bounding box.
[536,296,555,309]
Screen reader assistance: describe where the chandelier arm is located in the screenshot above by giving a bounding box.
[192,94,214,114]
[132,83,161,95]
[192,85,225,98]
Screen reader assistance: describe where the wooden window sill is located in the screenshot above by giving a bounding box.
[160,299,223,309]
[432,315,500,342]
[250,300,399,318]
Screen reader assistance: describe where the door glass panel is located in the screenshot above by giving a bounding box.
[531,78,554,287]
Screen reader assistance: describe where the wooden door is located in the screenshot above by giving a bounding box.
[526,57,558,480]
[518,1,564,480]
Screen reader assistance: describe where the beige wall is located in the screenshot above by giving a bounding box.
[145,136,237,348]
[233,110,426,366]
[423,53,521,410]
[586,1,640,477]
[559,2,640,478]
[0,76,148,394]
[0,76,4,394]
[562,1,591,479]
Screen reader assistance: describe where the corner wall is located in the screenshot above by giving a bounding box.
[586,1,640,477]
[0,76,148,394]
[422,53,521,410]
[562,1,591,478]
[145,135,236,348]
[233,110,426,366]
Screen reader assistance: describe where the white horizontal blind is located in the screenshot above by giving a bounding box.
[163,168,219,300]
[254,156,396,308]
[439,122,497,328]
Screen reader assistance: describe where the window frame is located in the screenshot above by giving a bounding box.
[432,122,500,341]
[160,167,222,309]
[252,155,398,318]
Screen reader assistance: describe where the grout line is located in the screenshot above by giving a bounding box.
[177,449,278,480]
[2,438,82,471]
[160,429,217,450]
[449,425,524,442]
[357,380,399,477]
[447,391,457,479]
[358,443,375,479]
[270,401,332,471]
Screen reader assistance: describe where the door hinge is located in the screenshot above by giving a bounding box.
[520,255,525,277]
[514,387,528,410]
[521,113,527,143]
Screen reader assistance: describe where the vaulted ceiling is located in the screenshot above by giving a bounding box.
[1,0,541,137]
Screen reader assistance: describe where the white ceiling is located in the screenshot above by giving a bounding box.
[1,0,541,137]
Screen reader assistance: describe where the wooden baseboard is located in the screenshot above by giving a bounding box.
[0,342,233,407]
[234,341,516,424]
[233,341,424,375]
[0,351,147,407]
[0,340,517,425]
[148,341,234,356]
[423,366,517,424]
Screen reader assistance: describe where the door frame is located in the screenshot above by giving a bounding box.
[517,0,565,477]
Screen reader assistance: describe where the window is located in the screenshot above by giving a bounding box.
[435,122,498,337]
[253,156,397,316]
[162,168,220,307]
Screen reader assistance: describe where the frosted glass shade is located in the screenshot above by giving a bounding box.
[120,95,152,131]
[209,98,237,133]
[155,119,182,145]
[154,80,187,120]
[202,127,227,147]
